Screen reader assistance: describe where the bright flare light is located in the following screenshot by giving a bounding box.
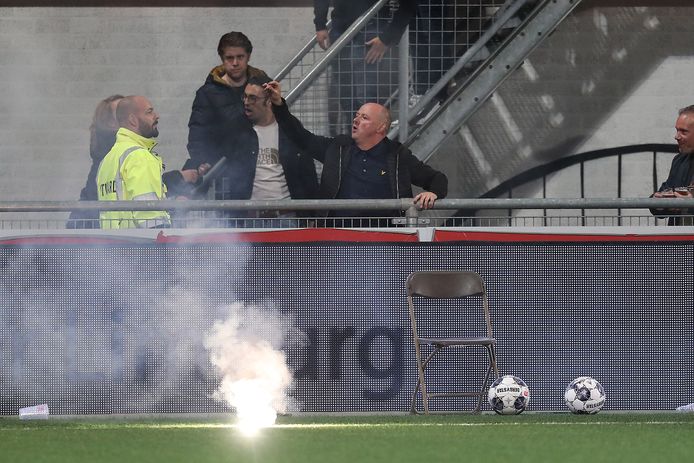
[204,305,294,437]
[230,378,281,436]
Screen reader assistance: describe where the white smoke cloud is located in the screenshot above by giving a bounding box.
[0,240,308,420]
[204,302,298,435]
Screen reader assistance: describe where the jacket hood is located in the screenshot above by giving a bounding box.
[205,64,269,87]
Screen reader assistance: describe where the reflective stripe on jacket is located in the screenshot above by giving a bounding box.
[96,128,170,229]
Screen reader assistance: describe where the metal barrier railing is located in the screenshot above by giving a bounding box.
[480,144,679,199]
[0,198,690,229]
[471,144,679,227]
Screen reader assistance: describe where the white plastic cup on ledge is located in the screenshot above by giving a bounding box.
[19,404,49,420]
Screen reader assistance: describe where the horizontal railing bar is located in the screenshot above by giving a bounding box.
[0,198,687,213]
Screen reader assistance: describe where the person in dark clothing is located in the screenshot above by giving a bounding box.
[66,94,124,229]
[265,80,447,223]
[229,76,319,214]
[178,76,319,225]
[314,0,417,63]
[651,105,694,225]
[313,0,417,134]
[185,31,269,199]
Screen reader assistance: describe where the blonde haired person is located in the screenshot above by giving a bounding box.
[67,95,124,229]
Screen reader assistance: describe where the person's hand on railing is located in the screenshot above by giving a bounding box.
[180,169,200,184]
[651,186,694,213]
[365,37,388,64]
[179,163,211,185]
[652,189,676,212]
[653,186,694,198]
[316,29,330,50]
[264,81,283,106]
[197,163,211,177]
[652,190,673,199]
[676,187,694,198]
[413,192,438,210]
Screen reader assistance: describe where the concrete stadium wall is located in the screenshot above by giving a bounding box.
[0,5,693,205]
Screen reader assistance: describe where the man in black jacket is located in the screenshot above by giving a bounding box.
[180,76,319,224]
[186,31,269,198]
[651,105,694,225]
[265,80,447,222]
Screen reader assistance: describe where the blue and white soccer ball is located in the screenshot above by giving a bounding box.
[564,376,606,414]
[487,375,530,415]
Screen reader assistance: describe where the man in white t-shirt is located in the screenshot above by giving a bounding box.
[244,84,290,203]
[240,76,319,220]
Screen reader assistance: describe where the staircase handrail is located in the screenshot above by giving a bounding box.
[277,0,391,106]
[388,0,532,140]
[407,0,583,161]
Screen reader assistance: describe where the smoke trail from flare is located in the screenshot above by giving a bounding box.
[204,302,295,435]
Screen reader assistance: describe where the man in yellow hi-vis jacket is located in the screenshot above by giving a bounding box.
[97,95,172,229]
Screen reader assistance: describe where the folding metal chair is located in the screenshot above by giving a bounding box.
[407,271,499,414]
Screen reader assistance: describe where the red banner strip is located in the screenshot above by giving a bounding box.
[433,230,694,242]
[155,228,419,243]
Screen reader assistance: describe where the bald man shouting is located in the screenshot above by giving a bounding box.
[265,81,447,223]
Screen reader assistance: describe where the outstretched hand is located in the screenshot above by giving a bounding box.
[263,80,283,106]
[413,192,438,210]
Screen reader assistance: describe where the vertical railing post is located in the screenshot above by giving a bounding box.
[406,205,420,227]
[398,25,410,142]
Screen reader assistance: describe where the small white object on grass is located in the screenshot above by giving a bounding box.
[19,404,49,420]
[676,403,694,412]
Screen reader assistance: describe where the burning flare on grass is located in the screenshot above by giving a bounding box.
[204,303,294,436]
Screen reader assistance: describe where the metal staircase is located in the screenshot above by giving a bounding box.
[276,0,582,154]
[405,0,583,159]
[427,5,672,200]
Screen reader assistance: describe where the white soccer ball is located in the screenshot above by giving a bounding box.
[487,375,530,415]
[564,376,606,414]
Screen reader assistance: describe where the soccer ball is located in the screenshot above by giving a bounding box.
[564,376,606,414]
[487,375,530,415]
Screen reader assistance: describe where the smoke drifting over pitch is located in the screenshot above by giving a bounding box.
[204,302,299,433]
[0,243,302,417]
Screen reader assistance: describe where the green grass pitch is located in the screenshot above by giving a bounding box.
[2,413,694,463]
